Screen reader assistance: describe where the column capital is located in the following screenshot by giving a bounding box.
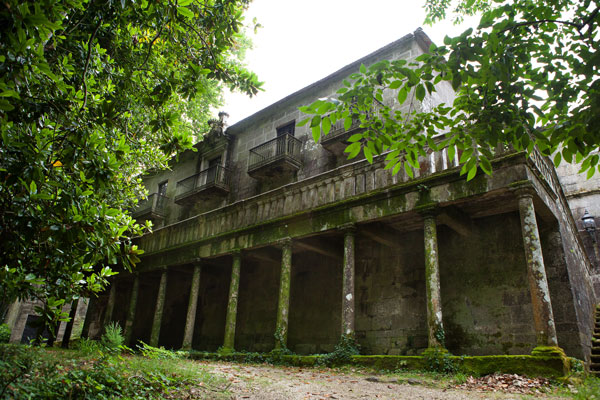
[277,237,293,248]
[510,180,535,198]
[338,223,356,234]
[417,203,440,217]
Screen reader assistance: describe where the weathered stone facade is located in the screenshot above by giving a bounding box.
[6,29,598,367]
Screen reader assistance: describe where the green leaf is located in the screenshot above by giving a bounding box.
[404,161,414,178]
[297,117,310,127]
[348,133,362,143]
[29,180,37,194]
[322,116,331,136]
[345,142,361,159]
[389,80,402,89]
[0,99,15,111]
[310,115,321,128]
[344,116,353,131]
[359,63,366,74]
[364,146,373,163]
[312,125,321,143]
[553,152,561,167]
[397,87,408,104]
[416,85,425,101]
[177,6,194,19]
[467,165,477,181]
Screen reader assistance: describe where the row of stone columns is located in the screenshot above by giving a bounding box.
[105,187,558,352]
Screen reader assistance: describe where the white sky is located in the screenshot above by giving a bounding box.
[223,0,479,125]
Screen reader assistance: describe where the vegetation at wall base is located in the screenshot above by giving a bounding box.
[0,324,10,343]
[316,333,361,367]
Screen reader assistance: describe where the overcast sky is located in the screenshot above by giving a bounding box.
[222,0,479,125]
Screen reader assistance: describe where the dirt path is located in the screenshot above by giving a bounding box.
[198,361,566,400]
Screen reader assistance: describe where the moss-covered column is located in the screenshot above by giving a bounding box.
[341,226,356,336]
[275,239,292,349]
[150,268,168,347]
[182,263,202,350]
[124,274,140,346]
[223,251,241,351]
[103,282,117,328]
[516,188,558,347]
[423,211,445,349]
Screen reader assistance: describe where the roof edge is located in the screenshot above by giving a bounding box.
[226,28,431,134]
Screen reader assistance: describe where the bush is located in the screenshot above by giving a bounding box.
[316,334,360,367]
[0,343,196,399]
[137,341,185,360]
[77,337,102,355]
[100,322,124,353]
[0,324,10,343]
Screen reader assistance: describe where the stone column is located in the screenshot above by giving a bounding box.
[423,211,445,349]
[61,299,79,348]
[182,263,202,350]
[150,268,168,347]
[341,227,356,336]
[275,239,292,349]
[103,282,117,328]
[516,188,558,347]
[124,274,140,346]
[223,251,241,350]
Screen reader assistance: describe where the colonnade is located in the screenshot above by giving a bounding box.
[102,188,559,352]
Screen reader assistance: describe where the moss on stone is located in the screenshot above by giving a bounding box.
[454,355,566,378]
[186,351,569,378]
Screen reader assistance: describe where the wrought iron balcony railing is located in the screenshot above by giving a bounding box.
[321,105,382,154]
[132,193,169,219]
[175,164,230,204]
[248,134,302,175]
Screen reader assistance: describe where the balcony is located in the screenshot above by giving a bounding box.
[248,134,302,179]
[175,164,230,205]
[132,193,169,221]
[321,106,382,156]
[320,118,364,155]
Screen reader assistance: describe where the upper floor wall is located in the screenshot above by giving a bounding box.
[137,29,455,227]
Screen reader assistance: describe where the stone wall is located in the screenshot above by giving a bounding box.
[288,251,342,354]
[355,231,428,355]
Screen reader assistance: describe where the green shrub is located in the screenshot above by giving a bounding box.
[137,341,185,360]
[316,334,360,367]
[100,322,124,353]
[422,348,457,374]
[0,343,196,399]
[0,324,10,343]
[77,337,102,355]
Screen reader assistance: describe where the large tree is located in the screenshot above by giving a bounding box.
[301,0,599,181]
[0,0,260,334]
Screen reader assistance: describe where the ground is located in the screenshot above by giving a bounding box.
[201,361,568,399]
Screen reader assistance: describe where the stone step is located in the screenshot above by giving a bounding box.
[590,362,600,370]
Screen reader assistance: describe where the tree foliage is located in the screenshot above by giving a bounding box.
[301,0,600,181]
[0,0,261,331]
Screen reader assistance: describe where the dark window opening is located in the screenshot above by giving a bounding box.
[158,181,168,196]
[276,121,295,137]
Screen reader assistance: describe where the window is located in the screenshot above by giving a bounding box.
[206,156,222,184]
[158,181,168,196]
[276,121,295,137]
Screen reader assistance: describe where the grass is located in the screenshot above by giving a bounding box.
[0,344,230,399]
[2,342,600,399]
